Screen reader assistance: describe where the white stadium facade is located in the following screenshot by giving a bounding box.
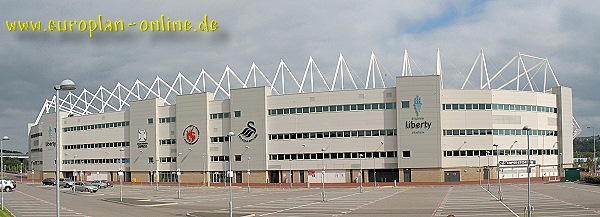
[27,50,581,184]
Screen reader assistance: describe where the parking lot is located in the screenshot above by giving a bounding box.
[3,181,600,216]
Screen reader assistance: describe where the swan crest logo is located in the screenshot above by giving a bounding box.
[238,121,258,142]
[414,95,422,117]
[183,125,199,145]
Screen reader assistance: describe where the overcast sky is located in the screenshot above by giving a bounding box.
[1,1,599,152]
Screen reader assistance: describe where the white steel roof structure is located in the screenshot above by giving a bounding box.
[35,50,582,137]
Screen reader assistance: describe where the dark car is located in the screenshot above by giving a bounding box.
[42,178,55,186]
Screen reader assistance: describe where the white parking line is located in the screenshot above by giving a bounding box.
[481,185,519,217]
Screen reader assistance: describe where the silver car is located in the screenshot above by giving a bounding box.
[91,180,107,188]
[71,182,98,193]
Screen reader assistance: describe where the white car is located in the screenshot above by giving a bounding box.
[71,182,98,193]
[0,180,15,192]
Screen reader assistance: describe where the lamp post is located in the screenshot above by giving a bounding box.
[588,126,596,176]
[1,136,8,211]
[487,150,490,191]
[177,152,182,199]
[289,159,293,189]
[202,153,206,187]
[321,147,326,201]
[478,155,481,186]
[523,125,532,217]
[493,144,502,201]
[20,163,23,183]
[247,157,251,193]
[227,131,235,217]
[54,79,76,217]
[374,142,383,187]
[119,147,124,202]
[359,153,363,193]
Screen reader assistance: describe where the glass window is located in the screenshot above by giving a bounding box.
[365,104,371,109]
[452,104,459,110]
[358,130,365,137]
[316,106,323,112]
[303,107,309,113]
[402,151,411,158]
[289,108,296,114]
[401,101,410,108]
[372,130,379,136]
[466,104,472,110]
[310,107,316,113]
[350,105,357,110]
[224,113,230,118]
[337,105,343,111]
[147,118,153,124]
[372,103,379,109]
[459,104,465,110]
[358,104,364,110]
[473,104,479,110]
[329,106,337,112]
[343,105,350,111]
[386,102,394,109]
[283,109,289,115]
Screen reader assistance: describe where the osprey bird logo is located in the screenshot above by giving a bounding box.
[414,95,422,117]
[238,121,257,142]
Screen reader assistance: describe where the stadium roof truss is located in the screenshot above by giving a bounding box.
[35,49,582,137]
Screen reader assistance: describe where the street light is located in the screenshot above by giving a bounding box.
[177,152,183,199]
[119,147,125,202]
[54,79,76,217]
[202,153,206,187]
[493,144,501,201]
[1,136,8,211]
[523,125,533,217]
[487,150,490,191]
[588,126,596,176]
[247,157,251,193]
[321,147,326,201]
[289,159,293,189]
[227,131,235,217]
[374,142,384,187]
[359,153,363,193]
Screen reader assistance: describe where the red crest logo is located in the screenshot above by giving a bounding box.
[183,125,200,145]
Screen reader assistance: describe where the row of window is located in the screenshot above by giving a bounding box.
[269,129,397,141]
[31,148,42,153]
[159,157,177,163]
[30,132,43,139]
[269,151,398,161]
[62,158,130,165]
[210,136,230,143]
[210,111,242,119]
[159,117,176,123]
[268,102,397,116]
[442,103,557,113]
[443,149,559,157]
[63,141,130,150]
[443,129,558,136]
[63,121,130,132]
[160,139,176,145]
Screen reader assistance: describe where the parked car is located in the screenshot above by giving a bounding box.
[101,180,113,187]
[91,180,107,188]
[0,180,15,192]
[42,178,55,186]
[58,178,75,188]
[71,182,98,193]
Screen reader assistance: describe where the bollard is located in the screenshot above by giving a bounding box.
[394,180,396,188]
[307,182,310,188]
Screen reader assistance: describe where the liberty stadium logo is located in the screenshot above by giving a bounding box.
[414,95,422,117]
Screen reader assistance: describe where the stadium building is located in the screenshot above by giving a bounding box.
[27,51,580,184]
